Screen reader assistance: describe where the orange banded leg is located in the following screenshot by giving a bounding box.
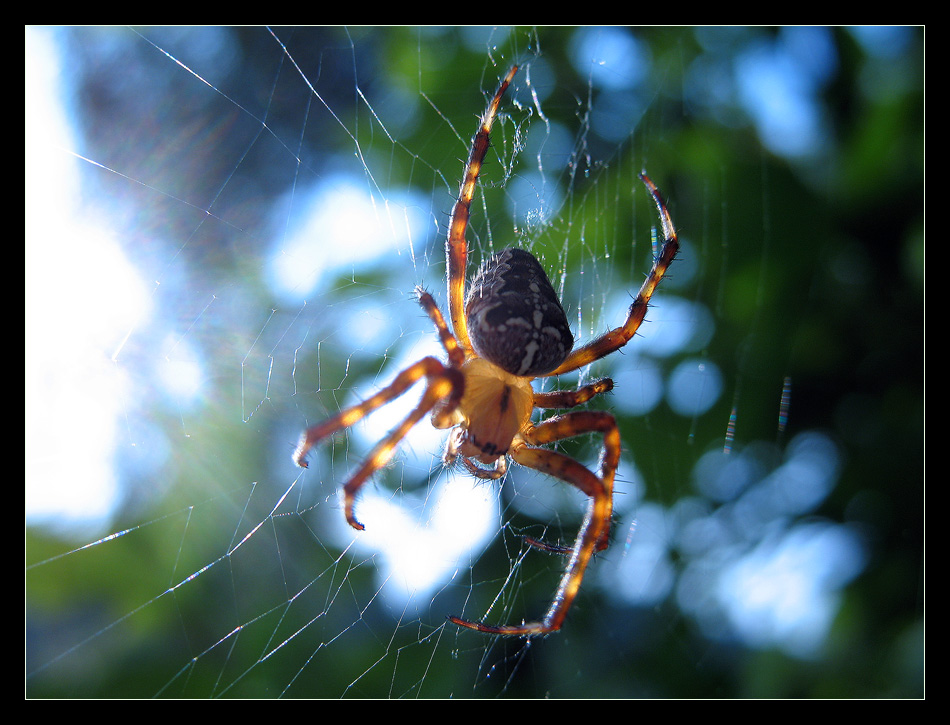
[526,385,617,552]
[449,411,620,636]
[342,365,462,530]
[416,287,465,368]
[544,173,678,377]
[523,411,621,553]
[446,65,518,352]
[293,356,463,529]
[533,378,613,409]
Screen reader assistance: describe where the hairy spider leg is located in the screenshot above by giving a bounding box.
[415,287,465,368]
[544,173,679,377]
[522,410,619,555]
[532,378,614,409]
[519,379,616,552]
[340,362,463,530]
[294,294,466,529]
[458,451,508,480]
[446,65,519,354]
[449,410,620,636]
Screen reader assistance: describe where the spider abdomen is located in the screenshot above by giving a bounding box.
[465,248,574,377]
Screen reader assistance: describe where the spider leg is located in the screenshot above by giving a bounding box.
[522,411,620,553]
[342,366,463,530]
[532,378,613,409]
[446,65,518,354]
[293,356,463,530]
[416,287,465,368]
[295,290,462,466]
[526,384,615,552]
[449,410,620,636]
[460,454,508,480]
[543,173,679,377]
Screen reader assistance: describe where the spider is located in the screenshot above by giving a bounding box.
[294,65,679,636]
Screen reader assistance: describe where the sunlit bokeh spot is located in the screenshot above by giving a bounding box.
[667,358,723,416]
[324,470,499,614]
[267,173,430,303]
[26,27,151,534]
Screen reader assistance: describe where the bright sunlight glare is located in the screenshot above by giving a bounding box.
[325,470,499,614]
[25,28,150,534]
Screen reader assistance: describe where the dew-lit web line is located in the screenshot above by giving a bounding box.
[27,474,371,697]
[26,506,195,573]
[62,28,310,367]
[161,539,365,698]
[123,27,313,222]
[131,24,445,243]
[26,478,332,690]
[26,506,203,681]
[263,25,456,263]
[263,27,387,202]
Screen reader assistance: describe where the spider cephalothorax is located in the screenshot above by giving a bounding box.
[294,65,679,636]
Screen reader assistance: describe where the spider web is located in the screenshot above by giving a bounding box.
[26,26,922,699]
